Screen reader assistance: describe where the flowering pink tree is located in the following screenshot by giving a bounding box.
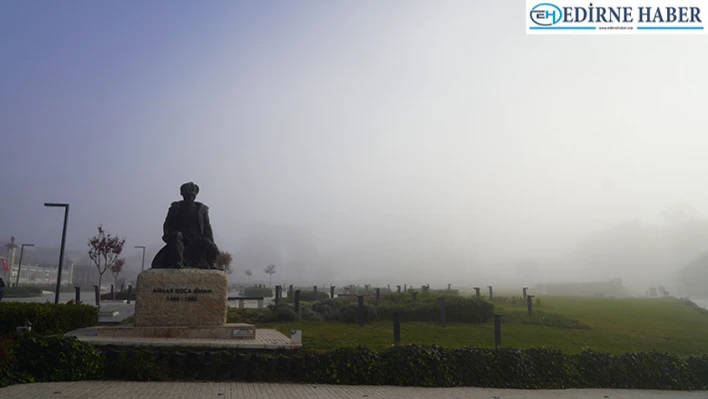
[88,225,126,309]
[109,258,126,300]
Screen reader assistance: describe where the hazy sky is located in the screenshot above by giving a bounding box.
[2,1,708,285]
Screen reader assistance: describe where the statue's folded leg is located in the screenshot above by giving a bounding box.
[166,231,185,268]
[197,237,219,269]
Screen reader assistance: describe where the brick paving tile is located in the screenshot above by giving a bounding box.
[1,381,706,399]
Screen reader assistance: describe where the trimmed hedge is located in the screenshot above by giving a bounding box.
[97,345,708,390]
[376,296,495,323]
[285,290,329,303]
[1,334,104,387]
[244,287,273,298]
[2,337,708,390]
[0,302,97,335]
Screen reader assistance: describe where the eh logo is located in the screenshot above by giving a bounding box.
[530,3,563,26]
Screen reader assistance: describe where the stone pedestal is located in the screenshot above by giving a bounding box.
[135,268,228,327]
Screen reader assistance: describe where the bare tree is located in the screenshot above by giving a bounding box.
[88,225,126,310]
[264,264,276,287]
[109,258,125,300]
[216,251,233,275]
[244,269,252,284]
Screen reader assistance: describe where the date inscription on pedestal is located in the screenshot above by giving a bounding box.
[153,288,213,303]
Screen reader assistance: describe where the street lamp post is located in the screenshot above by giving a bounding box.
[45,203,69,304]
[135,246,146,271]
[15,243,34,287]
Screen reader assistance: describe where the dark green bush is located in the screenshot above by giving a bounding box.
[338,286,392,296]
[430,289,460,296]
[311,299,343,320]
[227,308,271,324]
[309,299,376,323]
[376,296,494,323]
[15,334,104,382]
[3,342,708,389]
[0,302,97,335]
[285,290,329,302]
[244,286,273,298]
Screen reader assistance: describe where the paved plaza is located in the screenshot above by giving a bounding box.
[1,382,706,399]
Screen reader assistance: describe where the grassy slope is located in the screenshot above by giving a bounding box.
[257,297,708,354]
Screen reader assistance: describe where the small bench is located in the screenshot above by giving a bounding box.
[227,296,265,309]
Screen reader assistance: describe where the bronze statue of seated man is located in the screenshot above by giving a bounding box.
[151,182,220,269]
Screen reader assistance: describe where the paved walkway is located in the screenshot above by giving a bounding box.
[1,382,705,399]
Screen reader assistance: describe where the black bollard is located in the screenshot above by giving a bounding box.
[387,284,390,289]
[523,287,528,299]
[294,290,301,313]
[313,285,318,298]
[397,285,401,293]
[488,285,494,301]
[358,295,365,327]
[474,287,481,300]
[375,287,380,302]
[110,284,114,298]
[127,285,132,304]
[438,297,447,328]
[448,283,451,290]
[412,292,418,302]
[289,284,294,300]
[494,313,504,349]
[275,285,281,306]
[404,284,407,292]
[330,285,335,299]
[94,285,99,306]
[527,295,534,316]
[393,311,401,346]
[74,286,80,303]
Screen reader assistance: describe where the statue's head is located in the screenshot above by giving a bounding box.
[180,182,199,203]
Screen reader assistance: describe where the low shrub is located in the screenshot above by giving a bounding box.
[15,334,104,382]
[258,304,321,323]
[3,341,708,389]
[430,289,460,296]
[285,290,329,303]
[309,299,377,323]
[311,299,344,321]
[376,296,494,323]
[244,286,273,298]
[338,286,392,296]
[227,308,271,324]
[0,302,97,335]
[99,345,708,389]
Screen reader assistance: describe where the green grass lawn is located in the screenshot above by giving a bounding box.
[253,297,708,355]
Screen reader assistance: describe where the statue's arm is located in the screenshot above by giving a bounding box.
[162,202,179,242]
[203,207,214,242]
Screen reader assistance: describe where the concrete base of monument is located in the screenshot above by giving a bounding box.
[66,326,300,350]
[95,323,256,340]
